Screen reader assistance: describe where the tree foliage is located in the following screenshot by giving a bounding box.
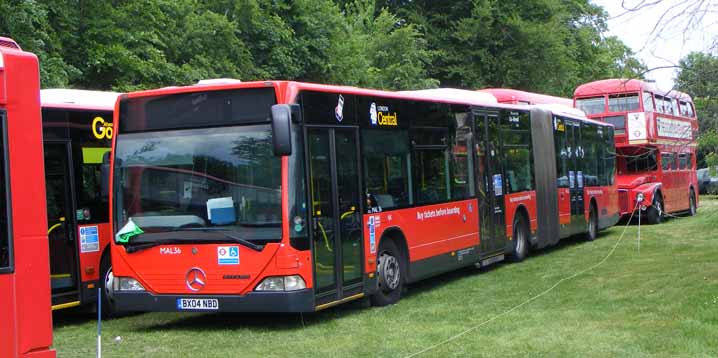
[0,0,642,93]
[676,52,718,168]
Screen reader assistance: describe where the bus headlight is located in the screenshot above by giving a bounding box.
[113,277,146,291]
[255,275,306,291]
[636,193,644,203]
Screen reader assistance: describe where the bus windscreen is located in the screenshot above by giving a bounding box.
[114,123,282,247]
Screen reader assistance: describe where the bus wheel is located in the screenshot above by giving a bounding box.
[371,240,404,307]
[100,254,117,317]
[586,204,598,241]
[646,193,664,225]
[688,190,697,216]
[510,214,528,262]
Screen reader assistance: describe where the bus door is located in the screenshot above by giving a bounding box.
[474,112,506,256]
[306,127,364,307]
[44,142,80,306]
[567,121,585,233]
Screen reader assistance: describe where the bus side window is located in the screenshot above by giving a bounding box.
[662,153,673,171]
[679,153,688,170]
[451,111,474,199]
[411,127,450,204]
[361,129,411,211]
[500,111,533,193]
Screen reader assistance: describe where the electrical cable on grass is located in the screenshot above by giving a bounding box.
[405,200,643,358]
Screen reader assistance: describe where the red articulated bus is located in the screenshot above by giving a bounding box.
[574,79,698,223]
[109,81,618,313]
[478,88,574,107]
[41,89,120,314]
[0,38,55,357]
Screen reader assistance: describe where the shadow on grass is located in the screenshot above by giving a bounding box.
[53,232,612,332]
[53,305,145,327]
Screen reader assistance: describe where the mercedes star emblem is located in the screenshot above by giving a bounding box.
[185,267,207,292]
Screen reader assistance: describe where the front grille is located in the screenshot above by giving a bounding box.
[619,190,630,213]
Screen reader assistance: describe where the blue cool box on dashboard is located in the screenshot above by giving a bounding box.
[210,207,236,225]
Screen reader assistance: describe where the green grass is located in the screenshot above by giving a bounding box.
[53,197,718,357]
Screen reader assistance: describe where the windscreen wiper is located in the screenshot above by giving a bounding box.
[123,228,264,254]
[178,228,264,251]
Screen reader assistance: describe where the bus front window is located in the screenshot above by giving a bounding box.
[114,125,282,245]
[576,97,606,115]
[608,93,640,112]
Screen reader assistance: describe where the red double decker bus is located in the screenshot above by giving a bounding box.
[109,82,617,312]
[0,38,55,357]
[574,79,698,223]
[478,88,574,107]
[41,89,120,313]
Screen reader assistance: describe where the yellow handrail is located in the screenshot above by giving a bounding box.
[48,217,65,235]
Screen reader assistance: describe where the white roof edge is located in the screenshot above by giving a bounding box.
[534,103,587,119]
[41,89,120,108]
[196,78,243,86]
[398,88,498,104]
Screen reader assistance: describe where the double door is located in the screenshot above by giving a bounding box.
[474,113,506,255]
[562,121,586,233]
[554,120,586,237]
[306,127,364,306]
[45,142,80,303]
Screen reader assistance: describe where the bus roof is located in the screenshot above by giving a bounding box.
[478,88,573,107]
[41,89,120,111]
[118,80,607,127]
[574,79,693,102]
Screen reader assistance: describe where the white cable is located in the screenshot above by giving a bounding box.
[406,202,641,358]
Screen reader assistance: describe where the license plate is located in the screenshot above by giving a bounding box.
[176,298,219,310]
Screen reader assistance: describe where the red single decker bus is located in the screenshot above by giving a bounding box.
[109,81,617,313]
[41,89,120,314]
[478,88,574,107]
[574,79,698,223]
[0,37,55,357]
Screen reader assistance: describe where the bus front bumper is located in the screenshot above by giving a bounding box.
[113,289,315,313]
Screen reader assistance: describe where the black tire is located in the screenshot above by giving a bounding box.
[510,214,529,262]
[645,193,664,225]
[586,204,598,241]
[688,190,697,216]
[370,240,404,307]
[100,253,117,318]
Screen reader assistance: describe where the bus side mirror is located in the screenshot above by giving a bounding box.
[101,151,111,199]
[271,104,292,156]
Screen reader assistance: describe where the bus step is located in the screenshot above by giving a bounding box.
[477,254,504,268]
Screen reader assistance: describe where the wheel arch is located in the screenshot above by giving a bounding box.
[378,226,410,279]
[512,204,531,245]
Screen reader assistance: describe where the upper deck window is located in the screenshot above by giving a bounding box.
[608,93,640,112]
[679,101,694,117]
[670,98,679,116]
[642,92,654,112]
[576,97,605,115]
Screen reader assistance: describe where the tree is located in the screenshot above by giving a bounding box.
[373,0,645,95]
[676,51,718,168]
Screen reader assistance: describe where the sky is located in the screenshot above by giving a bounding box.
[591,0,718,91]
